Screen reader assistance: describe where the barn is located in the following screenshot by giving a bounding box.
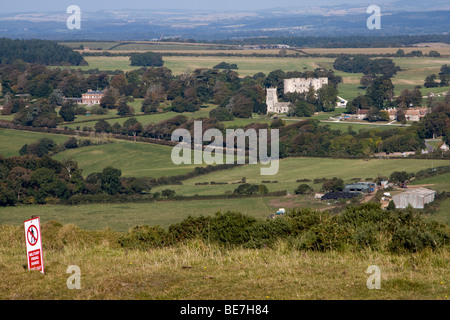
[392,187,436,209]
[343,182,376,193]
[321,192,360,201]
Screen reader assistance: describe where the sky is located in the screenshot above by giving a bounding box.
[1,0,374,13]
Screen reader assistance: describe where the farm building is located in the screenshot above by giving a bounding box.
[321,192,360,201]
[343,182,377,193]
[392,187,436,209]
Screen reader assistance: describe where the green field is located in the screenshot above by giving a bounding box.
[0,197,281,231]
[60,105,216,130]
[150,157,450,197]
[53,140,208,178]
[0,128,81,157]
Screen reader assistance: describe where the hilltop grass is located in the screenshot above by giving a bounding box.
[0,223,448,300]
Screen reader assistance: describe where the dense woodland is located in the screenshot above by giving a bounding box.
[0,38,87,66]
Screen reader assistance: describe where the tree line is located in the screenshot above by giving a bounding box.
[0,38,87,66]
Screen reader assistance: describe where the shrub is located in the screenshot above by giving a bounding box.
[167,215,211,243]
[118,225,168,250]
[295,183,313,195]
[208,211,257,246]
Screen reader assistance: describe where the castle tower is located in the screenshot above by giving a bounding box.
[266,87,278,113]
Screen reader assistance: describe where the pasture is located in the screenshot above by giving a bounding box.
[0,128,80,157]
[150,157,450,197]
[60,105,216,130]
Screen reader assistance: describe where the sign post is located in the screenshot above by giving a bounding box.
[24,217,44,274]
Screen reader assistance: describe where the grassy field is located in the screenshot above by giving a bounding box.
[52,140,208,178]
[302,45,450,56]
[150,157,450,197]
[0,197,279,231]
[0,222,448,300]
[74,55,332,77]
[0,128,82,157]
[60,105,216,130]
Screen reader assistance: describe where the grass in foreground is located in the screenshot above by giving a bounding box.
[0,223,448,300]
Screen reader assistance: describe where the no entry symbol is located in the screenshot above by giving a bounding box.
[27,225,39,246]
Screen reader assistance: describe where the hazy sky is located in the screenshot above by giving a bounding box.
[1,0,374,13]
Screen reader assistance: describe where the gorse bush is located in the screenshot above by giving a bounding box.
[118,225,167,250]
[118,204,450,253]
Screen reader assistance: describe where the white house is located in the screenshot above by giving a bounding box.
[336,96,348,108]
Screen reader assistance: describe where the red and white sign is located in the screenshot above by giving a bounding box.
[24,217,44,274]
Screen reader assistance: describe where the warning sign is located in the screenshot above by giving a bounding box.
[24,217,44,274]
[27,225,39,246]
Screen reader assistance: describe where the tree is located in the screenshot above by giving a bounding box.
[59,101,77,122]
[389,171,409,185]
[110,74,128,91]
[117,99,134,116]
[100,89,117,109]
[379,110,390,121]
[348,95,369,114]
[0,184,17,206]
[48,89,64,107]
[321,177,344,192]
[366,77,394,109]
[25,138,57,157]
[94,119,112,133]
[209,107,234,121]
[101,167,122,195]
[258,184,269,195]
[424,74,439,88]
[63,137,78,149]
[428,50,440,57]
[161,189,176,198]
[295,184,313,195]
[317,84,338,112]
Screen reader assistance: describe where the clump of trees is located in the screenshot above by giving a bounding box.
[213,62,238,70]
[333,55,400,80]
[424,64,450,88]
[130,52,164,67]
[0,154,153,206]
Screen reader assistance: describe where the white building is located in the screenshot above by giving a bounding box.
[266,87,291,114]
[336,96,348,108]
[440,142,449,152]
[283,77,328,95]
[392,187,436,209]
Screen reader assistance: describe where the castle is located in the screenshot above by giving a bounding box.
[283,77,328,95]
[266,88,291,114]
[266,77,328,114]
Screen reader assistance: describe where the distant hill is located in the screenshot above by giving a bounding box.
[0,38,87,66]
[0,8,450,41]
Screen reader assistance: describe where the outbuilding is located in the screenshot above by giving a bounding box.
[343,182,377,193]
[392,187,436,209]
